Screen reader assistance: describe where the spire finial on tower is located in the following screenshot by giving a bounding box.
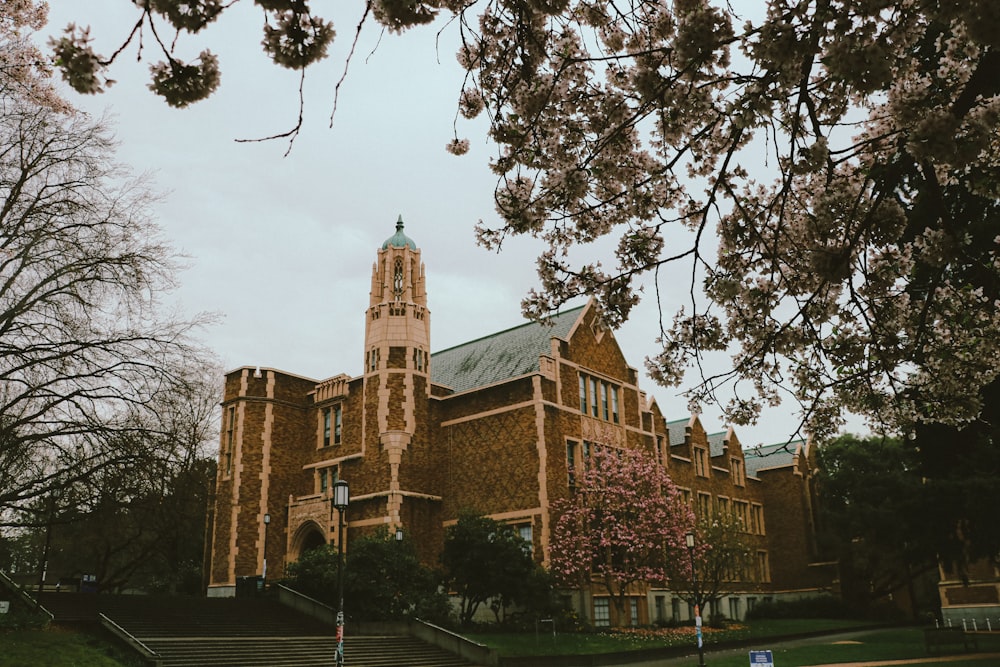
[382,214,417,250]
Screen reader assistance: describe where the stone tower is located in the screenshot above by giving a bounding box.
[363,215,431,532]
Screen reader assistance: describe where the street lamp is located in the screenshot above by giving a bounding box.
[262,513,271,585]
[686,531,706,667]
[332,480,350,667]
[395,527,404,542]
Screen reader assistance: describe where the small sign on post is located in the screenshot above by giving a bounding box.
[749,649,774,666]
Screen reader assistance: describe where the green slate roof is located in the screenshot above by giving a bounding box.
[743,440,804,478]
[382,215,417,250]
[707,430,728,457]
[666,418,690,448]
[431,306,585,394]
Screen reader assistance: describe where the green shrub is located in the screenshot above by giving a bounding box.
[746,595,855,620]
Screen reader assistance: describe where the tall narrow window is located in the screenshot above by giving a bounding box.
[516,524,533,553]
[731,459,745,486]
[333,404,342,445]
[319,469,328,495]
[694,448,709,477]
[225,406,235,475]
[757,551,771,583]
[589,377,598,416]
[566,441,577,490]
[392,257,404,300]
[611,386,619,423]
[579,375,587,413]
[322,407,331,447]
[600,382,609,420]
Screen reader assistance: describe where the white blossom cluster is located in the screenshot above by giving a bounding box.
[447,0,1000,439]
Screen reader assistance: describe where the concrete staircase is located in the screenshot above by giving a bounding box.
[37,593,479,667]
[141,635,476,666]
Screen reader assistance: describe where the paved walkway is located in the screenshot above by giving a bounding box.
[624,628,999,667]
[807,655,1000,666]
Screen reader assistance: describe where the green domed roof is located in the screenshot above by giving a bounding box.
[382,215,417,250]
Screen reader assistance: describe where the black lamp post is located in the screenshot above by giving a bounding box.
[686,531,706,666]
[332,480,350,667]
[262,513,271,585]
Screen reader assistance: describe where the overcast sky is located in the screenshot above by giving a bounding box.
[40,2,861,446]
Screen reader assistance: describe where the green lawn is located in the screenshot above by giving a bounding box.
[465,618,880,656]
[0,627,132,667]
[688,627,1000,667]
[467,622,1000,665]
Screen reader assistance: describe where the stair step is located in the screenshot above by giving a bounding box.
[37,593,478,667]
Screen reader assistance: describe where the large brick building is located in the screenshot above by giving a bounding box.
[206,217,836,624]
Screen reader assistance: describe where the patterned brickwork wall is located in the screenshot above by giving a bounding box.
[261,383,313,580]
[440,405,540,519]
[756,465,819,590]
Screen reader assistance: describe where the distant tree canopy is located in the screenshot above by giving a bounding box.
[1,3,218,539]
[49,1,1000,443]
[0,93,217,527]
[817,431,1000,586]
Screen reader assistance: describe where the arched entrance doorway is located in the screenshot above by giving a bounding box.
[290,520,328,561]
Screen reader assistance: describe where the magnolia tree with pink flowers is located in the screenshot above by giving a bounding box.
[550,446,696,620]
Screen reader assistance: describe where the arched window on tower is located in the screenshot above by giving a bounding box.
[393,257,404,300]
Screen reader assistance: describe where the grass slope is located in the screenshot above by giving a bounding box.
[0,627,130,667]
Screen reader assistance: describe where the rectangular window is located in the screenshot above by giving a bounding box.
[679,487,692,507]
[582,441,592,466]
[729,597,741,620]
[747,597,757,612]
[694,448,709,477]
[593,598,610,627]
[322,408,331,447]
[731,459,745,486]
[566,441,577,490]
[516,523,533,553]
[757,551,771,583]
[671,597,680,622]
[629,598,639,626]
[333,404,343,445]
[752,504,765,535]
[579,373,622,423]
[319,469,328,495]
[655,595,666,623]
[734,501,750,531]
[717,496,730,516]
[655,435,664,465]
[697,492,712,519]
